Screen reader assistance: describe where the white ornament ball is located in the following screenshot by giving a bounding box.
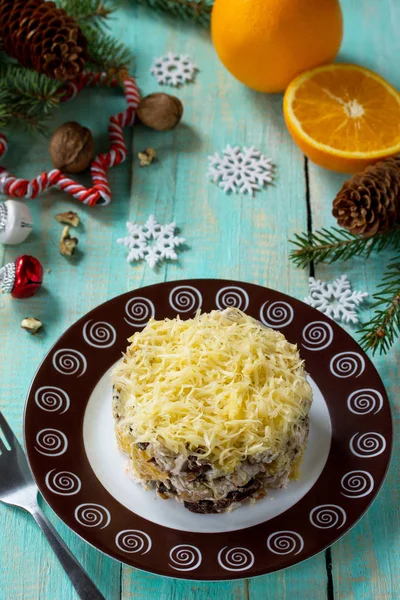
[0,200,33,245]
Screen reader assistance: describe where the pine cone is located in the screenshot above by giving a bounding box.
[0,0,88,81]
[332,156,400,237]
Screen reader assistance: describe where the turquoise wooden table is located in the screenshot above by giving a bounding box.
[0,1,399,598]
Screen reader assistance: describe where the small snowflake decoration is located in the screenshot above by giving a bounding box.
[304,274,368,325]
[117,215,185,269]
[207,145,274,196]
[151,52,197,87]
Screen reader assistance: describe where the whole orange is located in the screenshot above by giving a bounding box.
[211,0,343,93]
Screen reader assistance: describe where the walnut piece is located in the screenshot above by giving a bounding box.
[60,226,78,256]
[21,317,43,335]
[49,122,94,173]
[138,148,157,167]
[137,93,183,131]
[55,211,80,227]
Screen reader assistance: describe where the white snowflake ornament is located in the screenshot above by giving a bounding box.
[117,215,185,269]
[151,52,197,87]
[304,274,368,325]
[207,145,274,196]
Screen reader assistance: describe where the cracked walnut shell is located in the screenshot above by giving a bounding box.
[60,226,78,256]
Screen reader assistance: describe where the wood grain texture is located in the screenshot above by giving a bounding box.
[0,0,398,598]
[308,2,400,600]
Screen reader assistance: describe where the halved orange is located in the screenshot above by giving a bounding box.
[283,64,400,173]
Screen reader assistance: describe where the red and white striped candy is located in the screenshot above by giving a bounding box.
[0,72,140,207]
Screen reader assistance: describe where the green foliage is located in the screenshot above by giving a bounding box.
[290,226,400,268]
[57,0,133,73]
[290,225,400,355]
[0,1,133,130]
[58,0,114,28]
[358,257,400,355]
[0,64,63,131]
[83,27,133,75]
[135,0,213,27]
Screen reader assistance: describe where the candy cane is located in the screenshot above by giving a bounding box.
[0,73,140,207]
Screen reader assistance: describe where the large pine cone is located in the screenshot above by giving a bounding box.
[0,0,87,81]
[332,156,400,237]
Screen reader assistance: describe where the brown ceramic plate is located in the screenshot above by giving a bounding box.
[24,280,392,580]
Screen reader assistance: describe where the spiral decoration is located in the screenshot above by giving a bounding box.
[266,531,304,555]
[34,429,68,457]
[45,469,81,496]
[217,546,255,572]
[350,432,387,458]
[52,349,87,377]
[169,286,202,314]
[83,320,116,349]
[168,545,202,571]
[347,389,383,415]
[115,530,152,555]
[309,505,347,529]
[259,301,294,328]
[124,297,155,327]
[34,386,70,414]
[301,321,334,351]
[75,504,111,529]
[341,470,374,498]
[216,286,249,312]
[330,352,365,379]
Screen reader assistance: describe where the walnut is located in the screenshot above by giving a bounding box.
[49,122,94,173]
[138,148,157,167]
[55,211,80,227]
[136,93,183,131]
[21,317,43,335]
[60,226,78,256]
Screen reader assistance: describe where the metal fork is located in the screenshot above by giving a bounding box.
[0,410,106,600]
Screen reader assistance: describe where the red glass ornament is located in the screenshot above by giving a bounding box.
[11,255,43,299]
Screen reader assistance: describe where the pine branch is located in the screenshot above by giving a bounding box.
[57,0,114,29]
[135,0,213,27]
[290,226,400,269]
[0,64,63,130]
[83,26,133,77]
[358,256,400,355]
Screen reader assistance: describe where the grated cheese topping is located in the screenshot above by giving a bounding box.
[112,309,312,472]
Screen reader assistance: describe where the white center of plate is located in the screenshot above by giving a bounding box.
[83,365,331,533]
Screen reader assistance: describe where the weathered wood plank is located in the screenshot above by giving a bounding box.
[1,1,398,599]
[0,69,129,600]
[307,2,400,599]
[116,4,327,600]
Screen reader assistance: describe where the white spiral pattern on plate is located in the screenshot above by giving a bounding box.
[330,352,365,379]
[35,429,68,456]
[45,469,81,496]
[169,545,202,571]
[115,530,152,554]
[341,470,375,498]
[350,432,387,458]
[75,504,111,529]
[34,386,70,414]
[301,321,334,351]
[309,505,347,529]
[83,320,117,348]
[259,301,294,328]
[216,286,249,312]
[169,286,202,313]
[347,389,384,415]
[124,297,155,326]
[52,349,87,377]
[266,531,304,555]
[217,546,255,572]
